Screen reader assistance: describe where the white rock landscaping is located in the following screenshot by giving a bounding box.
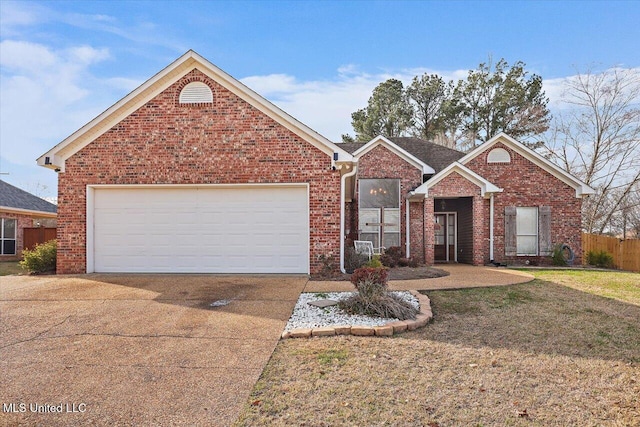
[282,290,433,339]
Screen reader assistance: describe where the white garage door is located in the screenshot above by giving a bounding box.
[90,185,309,273]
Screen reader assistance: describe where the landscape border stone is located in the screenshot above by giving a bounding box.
[282,290,433,339]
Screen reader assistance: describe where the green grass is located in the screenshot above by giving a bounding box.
[316,348,349,366]
[520,269,640,306]
[0,261,24,276]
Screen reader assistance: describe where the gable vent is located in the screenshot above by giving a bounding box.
[487,147,511,163]
[179,82,213,104]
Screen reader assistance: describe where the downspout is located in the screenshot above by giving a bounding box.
[340,164,358,273]
[489,193,495,262]
[405,196,411,258]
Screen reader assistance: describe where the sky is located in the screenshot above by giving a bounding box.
[1,0,639,201]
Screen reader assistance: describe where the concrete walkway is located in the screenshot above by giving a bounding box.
[304,264,535,292]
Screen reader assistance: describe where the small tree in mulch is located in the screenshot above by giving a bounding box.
[338,267,419,320]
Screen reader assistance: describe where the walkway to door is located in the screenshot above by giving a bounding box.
[305,264,534,292]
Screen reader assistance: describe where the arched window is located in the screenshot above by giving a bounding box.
[487,147,511,163]
[179,81,213,104]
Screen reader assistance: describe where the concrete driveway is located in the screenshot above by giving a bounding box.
[0,274,307,426]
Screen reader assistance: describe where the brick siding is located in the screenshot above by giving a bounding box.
[466,142,583,265]
[56,69,341,274]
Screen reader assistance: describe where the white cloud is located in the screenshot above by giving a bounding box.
[240,66,470,141]
[0,41,112,167]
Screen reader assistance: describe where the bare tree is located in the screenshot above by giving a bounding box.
[544,67,640,234]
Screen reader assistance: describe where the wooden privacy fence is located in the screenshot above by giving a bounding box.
[582,233,640,272]
[23,228,57,251]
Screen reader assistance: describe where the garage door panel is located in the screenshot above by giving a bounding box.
[92,186,308,273]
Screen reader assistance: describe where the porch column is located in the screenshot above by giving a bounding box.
[424,197,435,265]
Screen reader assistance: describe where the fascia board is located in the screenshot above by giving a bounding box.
[414,162,502,198]
[353,136,435,174]
[459,132,595,198]
[0,206,57,217]
[37,50,353,170]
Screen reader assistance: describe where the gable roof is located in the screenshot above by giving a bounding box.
[349,135,436,174]
[37,50,353,172]
[338,136,464,173]
[412,162,503,199]
[338,136,464,174]
[0,180,57,215]
[459,133,595,198]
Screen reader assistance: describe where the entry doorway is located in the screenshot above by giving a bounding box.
[434,213,457,262]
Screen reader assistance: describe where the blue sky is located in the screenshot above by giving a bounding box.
[1,0,639,200]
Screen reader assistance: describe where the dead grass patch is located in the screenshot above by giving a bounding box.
[235,278,640,426]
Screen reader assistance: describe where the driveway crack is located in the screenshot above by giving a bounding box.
[0,315,72,350]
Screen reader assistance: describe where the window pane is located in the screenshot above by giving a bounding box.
[359,233,379,249]
[358,209,380,233]
[517,236,537,255]
[383,208,400,232]
[3,240,16,255]
[383,233,400,248]
[359,179,399,208]
[3,219,16,239]
[516,208,537,235]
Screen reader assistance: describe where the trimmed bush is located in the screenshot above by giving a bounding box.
[350,267,388,287]
[586,250,614,269]
[20,240,57,274]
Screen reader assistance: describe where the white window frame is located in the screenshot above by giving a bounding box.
[516,207,538,256]
[357,179,401,251]
[1,218,17,255]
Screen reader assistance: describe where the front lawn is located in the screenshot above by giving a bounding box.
[0,261,24,276]
[235,270,640,426]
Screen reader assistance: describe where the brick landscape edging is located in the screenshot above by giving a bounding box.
[281,291,433,339]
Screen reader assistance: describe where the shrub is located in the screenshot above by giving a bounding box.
[317,254,338,277]
[344,247,368,273]
[342,266,418,320]
[20,239,57,274]
[350,267,388,287]
[398,257,419,268]
[364,256,383,268]
[551,244,568,266]
[586,250,614,269]
[381,246,404,268]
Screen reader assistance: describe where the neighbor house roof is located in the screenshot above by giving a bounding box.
[0,180,57,216]
[338,136,465,174]
[37,50,353,172]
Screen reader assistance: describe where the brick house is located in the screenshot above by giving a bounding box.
[0,180,57,261]
[38,51,593,274]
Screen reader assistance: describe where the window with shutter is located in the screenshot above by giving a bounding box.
[516,207,538,255]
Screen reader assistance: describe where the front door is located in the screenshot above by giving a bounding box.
[434,213,456,262]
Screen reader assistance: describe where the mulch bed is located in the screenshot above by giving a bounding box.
[312,266,449,281]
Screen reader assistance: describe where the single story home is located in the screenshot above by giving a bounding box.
[0,180,57,260]
[37,51,593,275]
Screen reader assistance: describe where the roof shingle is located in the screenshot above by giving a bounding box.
[336,137,465,173]
[0,180,57,214]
